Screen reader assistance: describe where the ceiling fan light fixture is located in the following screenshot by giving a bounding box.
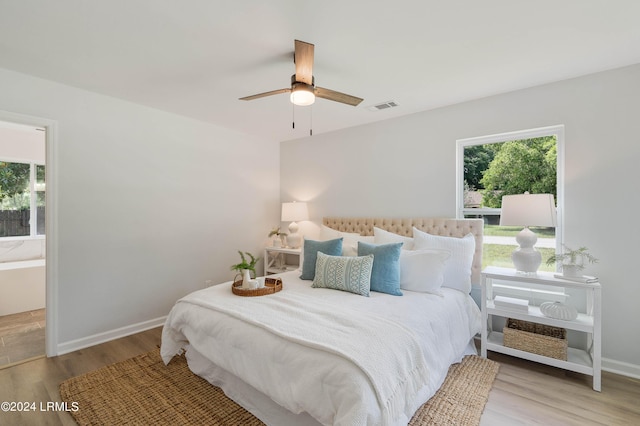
[290,83,315,106]
[240,40,362,107]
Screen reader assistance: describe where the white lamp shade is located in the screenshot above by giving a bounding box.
[500,193,557,228]
[281,202,309,222]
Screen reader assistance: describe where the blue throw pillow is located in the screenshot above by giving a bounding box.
[312,252,374,296]
[357,241,403,296]
[300,238,343,280]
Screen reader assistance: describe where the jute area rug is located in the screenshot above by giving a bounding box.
[60,349,499,426]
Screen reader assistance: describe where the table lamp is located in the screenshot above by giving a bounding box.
[281,201,308,249]
[500,192,557,274]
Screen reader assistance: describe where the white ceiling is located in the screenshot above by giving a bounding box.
[1,1,639,142]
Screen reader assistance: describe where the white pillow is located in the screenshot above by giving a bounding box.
[412,227,475,293]
[373,227,414,250]
[320,225,373,256]
[399,249,451,295]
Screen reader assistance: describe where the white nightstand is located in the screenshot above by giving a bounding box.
[480,266,601,391]
[264,247,301,275]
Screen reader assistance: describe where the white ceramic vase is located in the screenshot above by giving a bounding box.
[241,269,252,289]
[561,264,581,277]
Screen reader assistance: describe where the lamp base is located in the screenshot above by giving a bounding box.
[511,227,542,274]
[286,221,302,249]
[512,249,542,274]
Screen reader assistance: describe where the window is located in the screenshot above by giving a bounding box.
[0,160,45,237]
[456,125,564,272]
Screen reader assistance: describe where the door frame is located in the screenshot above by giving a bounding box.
[0,109,58,356]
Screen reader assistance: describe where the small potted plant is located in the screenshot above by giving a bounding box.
[546,245,598,277]
[268,227,287,247]
[230,251,260,285]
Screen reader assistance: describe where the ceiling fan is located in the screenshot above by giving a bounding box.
[239,40,363,107]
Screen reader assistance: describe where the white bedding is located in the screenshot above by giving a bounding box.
[161,270,482,426]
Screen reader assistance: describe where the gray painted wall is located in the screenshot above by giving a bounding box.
[0,67,280,350]
[281,64,640,376]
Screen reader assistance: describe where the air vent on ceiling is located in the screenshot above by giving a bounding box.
[368,101,399,111]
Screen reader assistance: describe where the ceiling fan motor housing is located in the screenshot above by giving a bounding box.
[291,74,314,86]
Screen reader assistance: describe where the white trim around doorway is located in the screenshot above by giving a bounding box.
[0,109,58,357]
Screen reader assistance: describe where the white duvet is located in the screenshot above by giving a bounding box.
[161,271,481,426]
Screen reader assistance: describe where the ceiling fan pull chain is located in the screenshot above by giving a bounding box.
[292,104,295,129]
[310,105,313,136]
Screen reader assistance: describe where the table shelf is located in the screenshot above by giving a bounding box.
[264,247,301,276]
[480,266,601,391]
[487,331,594,376]
[486,301,594,332]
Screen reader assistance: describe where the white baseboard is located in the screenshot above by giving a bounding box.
[602,357,640,380]
[56,316,166,356]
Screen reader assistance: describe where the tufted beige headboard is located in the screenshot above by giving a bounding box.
[323,217,484,286]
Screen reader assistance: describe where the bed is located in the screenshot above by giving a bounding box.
[161,217,483,426]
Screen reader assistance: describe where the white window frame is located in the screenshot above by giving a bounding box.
[0,156,46,239]
[456,125,566,301]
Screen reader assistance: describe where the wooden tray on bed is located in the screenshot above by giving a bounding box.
[232,277,283,297]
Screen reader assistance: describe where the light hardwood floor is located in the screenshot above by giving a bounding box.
[481,352,640,425]
[0,327,638,425]
[0,327,162,426]
[0,309,45,367]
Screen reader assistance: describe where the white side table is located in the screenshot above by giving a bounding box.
[480,266,601,391]
[264,247,301,275]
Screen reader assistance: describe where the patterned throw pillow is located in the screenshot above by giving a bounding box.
[311,252,374,296]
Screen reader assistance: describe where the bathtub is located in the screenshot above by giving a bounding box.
[0,258,46,316]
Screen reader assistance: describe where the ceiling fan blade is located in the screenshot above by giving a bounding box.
[239,88,291,101]
[315,87,363,106]
[294,40,314,85]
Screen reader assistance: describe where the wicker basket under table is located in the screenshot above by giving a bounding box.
[503,318,568,360]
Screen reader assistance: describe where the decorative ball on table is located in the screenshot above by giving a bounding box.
[540,301,578,321]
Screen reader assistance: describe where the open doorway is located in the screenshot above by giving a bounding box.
[0,120,46,367]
